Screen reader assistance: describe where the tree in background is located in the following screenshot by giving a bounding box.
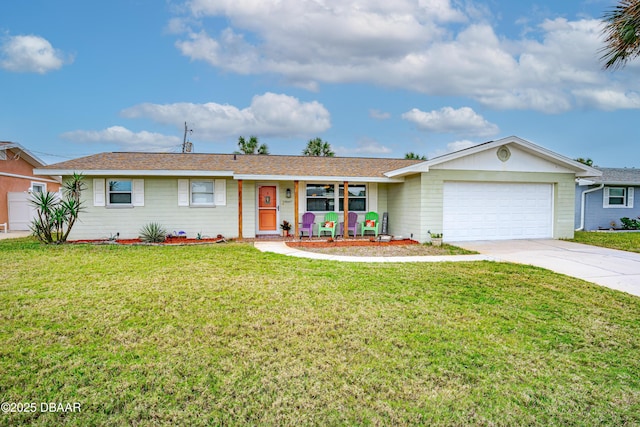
[601,0,640,69]
[235,136,269,155]
[404,152,428,160]
[575,157,594,166]
[303,138,335,156]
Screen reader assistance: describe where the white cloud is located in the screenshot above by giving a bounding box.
[61,126,181,151]
[572,89,640,110]
[429,139,478,159]
[402,106,499,137]
[171,2,640,112]
[335,138,392,156]
[121,92,331,140]
[0,35,70,74]
[369,109,391,120]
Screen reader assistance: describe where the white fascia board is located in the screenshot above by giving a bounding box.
[576,179,595,186]
[233,174,406,183]
[385,135,603,178]
[33,169,235,177]
[510,138,602,177]
[0,171,61,183]
[384,164,429,178]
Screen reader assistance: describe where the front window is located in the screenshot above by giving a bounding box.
[339,184,366,212]
[306,184,335,211]
[604,186,634,208]
[191,180,214,205]
[108,179,132,205]
[306,183,367,212]
[608,188,626,206]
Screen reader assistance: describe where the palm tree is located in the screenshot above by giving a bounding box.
[235,136,269,155]
[404,152,427,160]
[303,138,335,156]
[601,0,640,69]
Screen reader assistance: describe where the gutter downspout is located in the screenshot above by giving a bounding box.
[576,183,604,231]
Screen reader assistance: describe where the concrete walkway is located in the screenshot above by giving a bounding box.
[253,241,494,263]
[0,230,31,240]
[254,239,640,297]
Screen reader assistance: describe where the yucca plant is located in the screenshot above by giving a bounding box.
[139,222,167,243]
[30,173,85,244]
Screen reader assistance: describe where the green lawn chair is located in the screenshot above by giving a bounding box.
[361,211,379,237]
[318,212,338,238]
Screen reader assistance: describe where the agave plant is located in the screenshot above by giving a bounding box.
[139,222,167,243]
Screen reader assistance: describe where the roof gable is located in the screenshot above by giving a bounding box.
[0,141,47,168]
[386,136,602,178]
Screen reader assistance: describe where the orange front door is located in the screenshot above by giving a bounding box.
[258,186,277,232]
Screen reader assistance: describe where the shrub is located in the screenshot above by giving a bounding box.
[620,217,640,230]
[139,222,167,243]
[30,173,85,244]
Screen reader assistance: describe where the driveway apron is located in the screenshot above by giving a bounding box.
[454,239,640,297]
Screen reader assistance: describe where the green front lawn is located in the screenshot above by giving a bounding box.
[571,230,640,253]
[1,238,639,426]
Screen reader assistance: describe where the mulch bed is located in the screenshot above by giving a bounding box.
[70,237,227,245]
[287,239,418,248]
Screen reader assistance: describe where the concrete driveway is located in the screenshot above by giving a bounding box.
[454,239,640,297]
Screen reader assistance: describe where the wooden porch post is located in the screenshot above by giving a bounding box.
[294,180,299,239]
[238,179,243,240]
[344,181,349,239]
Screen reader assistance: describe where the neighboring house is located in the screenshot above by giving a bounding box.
[575,167,640,231]
[35,136,600,243]
[0,142,61,231]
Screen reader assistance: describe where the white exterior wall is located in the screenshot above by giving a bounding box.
[70,177,239,240]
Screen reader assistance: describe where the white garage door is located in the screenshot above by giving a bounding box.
[443,182,553,242]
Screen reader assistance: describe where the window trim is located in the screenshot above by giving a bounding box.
[603,186,634,209]
[177,178,226,207]
[107,179,133,206]
[339,183,367,212]
[30,182,46,193]
[190,180,215,206]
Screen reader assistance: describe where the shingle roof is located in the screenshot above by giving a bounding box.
[594,167,640,185]
[37,152,424,180]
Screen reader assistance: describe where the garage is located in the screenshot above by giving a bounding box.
[442,182,553,242]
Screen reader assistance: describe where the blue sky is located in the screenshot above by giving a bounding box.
[1,0,639,167]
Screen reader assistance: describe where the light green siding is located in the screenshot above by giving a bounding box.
[70,177,240,240]
[69,169,576,242]
[387,175,423,240]
[408,170,576,242]
[278,183,296,233]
